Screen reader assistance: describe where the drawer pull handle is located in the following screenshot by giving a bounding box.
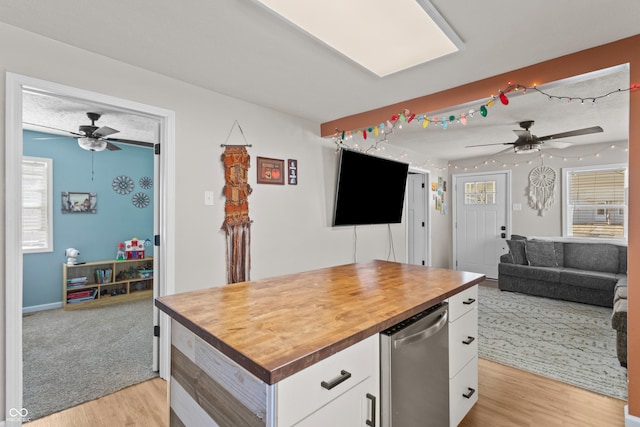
[366,393,376,426]
[463,387,476,399]
[321,370,351,390]
[463,298,476,305]
[462,336,475,345]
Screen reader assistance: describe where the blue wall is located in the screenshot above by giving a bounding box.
[23,130,154,308]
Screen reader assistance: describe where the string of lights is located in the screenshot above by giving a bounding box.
[443,143,629,172]
[332,82,638,150]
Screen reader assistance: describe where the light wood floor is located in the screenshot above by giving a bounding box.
[29,358,625,426]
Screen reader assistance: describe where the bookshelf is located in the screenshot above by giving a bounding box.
[62,257,154,310]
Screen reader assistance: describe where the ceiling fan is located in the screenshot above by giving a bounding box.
[466,120,604,154]
[24,112,154,152]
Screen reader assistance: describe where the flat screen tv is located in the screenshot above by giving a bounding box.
[333,149,409,226]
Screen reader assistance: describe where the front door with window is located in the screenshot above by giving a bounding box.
[454,172,509,279]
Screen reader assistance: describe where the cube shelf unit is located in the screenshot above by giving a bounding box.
[63,257,154,310]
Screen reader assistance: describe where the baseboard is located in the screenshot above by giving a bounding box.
[22,301,63,313]
[626,406,640,427]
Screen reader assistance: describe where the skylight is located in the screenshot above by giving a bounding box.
[254,0,463,77]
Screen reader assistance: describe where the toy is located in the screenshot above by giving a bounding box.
[116,243,126,260]
[65,248,80,265]
[124,238,145,259]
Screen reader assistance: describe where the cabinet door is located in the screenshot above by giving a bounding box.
[295,378,377,427]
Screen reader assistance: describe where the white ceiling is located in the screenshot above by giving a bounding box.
[2,0,637,159]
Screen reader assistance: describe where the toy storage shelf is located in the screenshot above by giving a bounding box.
[63,257,154,310]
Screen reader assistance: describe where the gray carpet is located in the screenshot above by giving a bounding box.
[22,298,157,420]
[478,285,627,400]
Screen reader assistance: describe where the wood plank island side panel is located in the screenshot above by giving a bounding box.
[156,260,485,384]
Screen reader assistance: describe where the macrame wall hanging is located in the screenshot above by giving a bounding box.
[221,121,252,284]
[527,163,556,216]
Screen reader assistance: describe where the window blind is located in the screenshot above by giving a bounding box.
[22,157,52,252]
[569,169,626,205]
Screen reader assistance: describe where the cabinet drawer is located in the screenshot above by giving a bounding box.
[450,356,478,427]
[449,307,478,378]
[276,334,378,426]
[448,285,478,322]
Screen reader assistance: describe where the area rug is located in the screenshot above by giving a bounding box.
[478,285,627,400]
[22,298,157,420]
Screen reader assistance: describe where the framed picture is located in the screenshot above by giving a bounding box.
[257,157,285,185]
[61,192,97,213]
[288,159,298,185]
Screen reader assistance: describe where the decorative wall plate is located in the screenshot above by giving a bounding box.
[112,175,134,195]
[139,176,153,189]
[132,192,150,208]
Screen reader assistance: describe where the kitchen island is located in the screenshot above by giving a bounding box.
[156,260,484,426]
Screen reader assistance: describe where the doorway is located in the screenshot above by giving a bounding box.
[407,171,431,266]
[5,73,176,422]
[452,171,511,279]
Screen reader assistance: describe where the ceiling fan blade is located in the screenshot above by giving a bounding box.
[465,142,514,148]
[33,136,68,141]
[105,137,155,148]
[538,126,603,142]
[544,140,572,149]
[23,122,83,137]
[93,126,119,138]
[105,141,122,151]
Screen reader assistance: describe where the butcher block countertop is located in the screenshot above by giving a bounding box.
[155,260,484,385]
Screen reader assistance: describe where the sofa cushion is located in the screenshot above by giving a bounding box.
[615,286,628,303]
[499,262,561,282]
[553,242,564,267]
[506,240,527,265]
[564,243,619,274]
[618,245,628,274]
[612,298,627,332]
[525,240,558,267]
[559,268,618,291]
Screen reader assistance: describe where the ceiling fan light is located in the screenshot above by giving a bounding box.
[78,137,107,152]
[514,143,541,154]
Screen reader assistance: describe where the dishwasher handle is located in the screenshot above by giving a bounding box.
[393,309,448,349]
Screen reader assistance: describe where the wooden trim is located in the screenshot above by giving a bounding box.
[321,34,640,136]
[171,346,266,426]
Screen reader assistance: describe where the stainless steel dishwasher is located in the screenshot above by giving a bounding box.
[380,302,449,427]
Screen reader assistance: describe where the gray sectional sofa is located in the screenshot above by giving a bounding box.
[498,237,627,308]
[499,236,629,366]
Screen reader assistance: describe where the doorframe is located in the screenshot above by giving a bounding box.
[451,170,512,275]
[5,73,176,423]
[406,168,431,266]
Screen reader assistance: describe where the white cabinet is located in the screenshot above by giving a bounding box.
[295,378,377,427]
[276,334,380,426]
[448,285,479,426]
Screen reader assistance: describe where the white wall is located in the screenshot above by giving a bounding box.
[0,23,407,416]
[447,141,629,238]
[429,163,452,269]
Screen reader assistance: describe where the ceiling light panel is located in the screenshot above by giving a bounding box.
[254,0,463,77]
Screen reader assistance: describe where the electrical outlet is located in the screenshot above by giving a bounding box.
[513,203,522,211]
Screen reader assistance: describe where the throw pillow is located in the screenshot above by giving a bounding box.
[525,240,558,267]
[506,240,527,265]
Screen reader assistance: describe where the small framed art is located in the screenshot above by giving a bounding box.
[61,192,97,213]
[257,157,285,185]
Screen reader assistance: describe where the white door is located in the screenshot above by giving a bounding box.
[407,173,428,266]
[454,172,509,279]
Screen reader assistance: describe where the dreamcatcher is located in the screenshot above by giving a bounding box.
[528,164,556,216]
